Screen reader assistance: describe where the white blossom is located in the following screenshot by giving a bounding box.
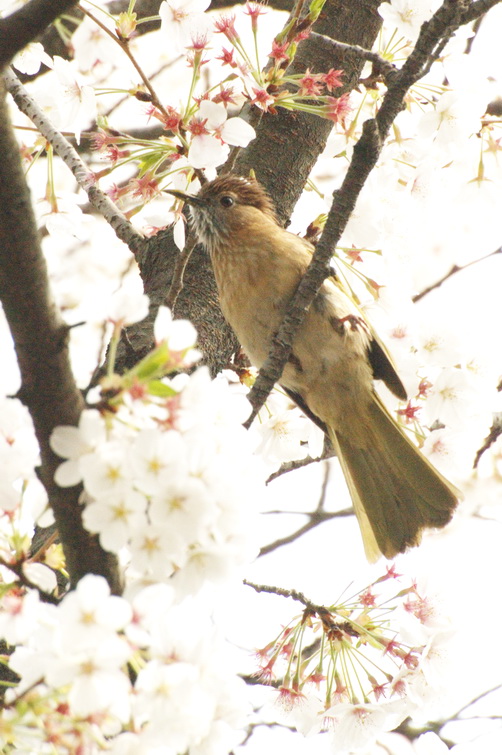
[47,638,132,719]
[134,660,216,751]
[13,41,52,75]
[326,699,412,753]
[52,56,97,143]
[79,440,134,498]
[38,193,91,240]
[159,0,212,53]
[50,409,107,487]
[129,523,187,578]
[83,489,149,552]
[256,408,311,464]
[0,588,41,645]
[149,475,218,539]
[418,90,489,156]
[108,289,150,327]
[154,305,198,354]
[56,574,132,651]
[188,100,256,170]
[379,0,442,43]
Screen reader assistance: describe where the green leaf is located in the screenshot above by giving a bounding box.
[125,342,171,382]
[147,379,178,398]
[307,0,327,22]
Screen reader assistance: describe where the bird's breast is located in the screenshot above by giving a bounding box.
[209,236,375,442]
[211,242,301,367]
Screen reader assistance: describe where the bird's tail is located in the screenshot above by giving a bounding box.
[329,394,461,562]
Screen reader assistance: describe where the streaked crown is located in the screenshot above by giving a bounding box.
[183,174,278,250]
[197,175,277,221]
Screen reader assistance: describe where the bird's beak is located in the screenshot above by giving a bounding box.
[165,189,204,206]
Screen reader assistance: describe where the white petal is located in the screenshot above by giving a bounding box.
[50,425,83,459]
[188,135,229,169]
[173,216,186,250]
[198,100,227,129]
[220,117,256,147]
[22,563,57,593]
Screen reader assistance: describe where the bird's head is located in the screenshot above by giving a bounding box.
[167,175,277,251]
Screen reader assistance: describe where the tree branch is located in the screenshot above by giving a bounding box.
[3,68,145,256]
[0,0,78,70]
[0,78,121,594]
[114,0,385,380]
[474,412,502,467]
[310,32,399,83]
[413,246,502,303]
[261,462,355,557]
[463,0,502,24]
[266,448,334,483]
[243,0,481,427]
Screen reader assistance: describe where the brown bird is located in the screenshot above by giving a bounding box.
[168,175,460,561]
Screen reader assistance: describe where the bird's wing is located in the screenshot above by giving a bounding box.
[280,386,328,434]
[366,332,407,401]
[290,232,407,401]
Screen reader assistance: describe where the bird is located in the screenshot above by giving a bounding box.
[167,174,460,561]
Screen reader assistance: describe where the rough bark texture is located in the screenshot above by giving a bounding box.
[114,0,383,377]
[0,80,121,594]
[235,0,384,223]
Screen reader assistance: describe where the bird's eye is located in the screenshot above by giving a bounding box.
[220,195,234,208]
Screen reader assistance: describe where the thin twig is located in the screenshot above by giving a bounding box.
[413,246,502,303]
[0,557,60,605]
[451,683,502,719]
[474,412,502,467]
[243,579,313,605]
[259,511,353,556]
[266,447,335,483]
[261,461,354,558]
[310,33,399,84]
[464,13,485,55]
[3,68,145,256]
[165,229,199,312]
[463,0,502,25]
[243,579,357,640]
[79,5,173,124]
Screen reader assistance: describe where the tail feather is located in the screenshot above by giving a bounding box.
[330,394,461,561]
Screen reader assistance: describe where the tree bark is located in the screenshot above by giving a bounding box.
[116,0,383,376]
[0,79,122,594]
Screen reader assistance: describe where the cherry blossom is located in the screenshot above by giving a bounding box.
[0,588,41,645]
[52,56,97,144]
[327,699,412,753]
[82,490,149,552]
[256,408,312,464]
[159,0,213,53]
[12,42,52,75]
[2,1,502,752]
[188,100,256,169]
[154,305,199,353]
[50,409,107,487]
[108,289,150,328]
[379,0,442,43]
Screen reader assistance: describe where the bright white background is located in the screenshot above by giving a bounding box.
[3,1,502,752]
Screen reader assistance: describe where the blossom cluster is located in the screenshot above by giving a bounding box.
[257,569,456,753]
[2,0,502,752]
[49,303,262,595]
[0,303,260,751]
[4,575,249,753]
[9,0,353,247]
